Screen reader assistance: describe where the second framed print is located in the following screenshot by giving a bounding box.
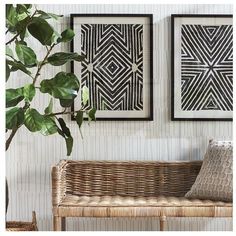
[171,14,233,121]
[71,14,153,120]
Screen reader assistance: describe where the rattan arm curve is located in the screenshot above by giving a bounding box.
[52,160,68,207]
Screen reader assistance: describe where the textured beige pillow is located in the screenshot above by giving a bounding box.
[185,140,233,202]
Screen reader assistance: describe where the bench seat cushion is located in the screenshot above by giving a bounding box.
[54,195,232,217]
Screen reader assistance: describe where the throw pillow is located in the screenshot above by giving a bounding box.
[185,140,233,202]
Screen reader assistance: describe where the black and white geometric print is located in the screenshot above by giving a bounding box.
[181,24,233,111]
[81,24,143,111]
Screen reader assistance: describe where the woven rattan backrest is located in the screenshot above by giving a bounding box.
[59,160,202,197]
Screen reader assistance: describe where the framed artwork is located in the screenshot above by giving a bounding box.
[71,14,153,120]
[171,14,233,121]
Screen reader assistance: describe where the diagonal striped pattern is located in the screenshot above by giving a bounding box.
[81,24,143,110]
[181,24,233,111]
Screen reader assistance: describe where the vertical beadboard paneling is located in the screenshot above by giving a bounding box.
[6,4,233,231]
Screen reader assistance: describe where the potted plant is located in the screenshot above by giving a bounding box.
[5,4,95,213]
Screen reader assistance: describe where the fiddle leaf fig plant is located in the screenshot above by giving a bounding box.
[5,4,96,155]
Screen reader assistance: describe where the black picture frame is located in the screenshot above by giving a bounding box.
[171,14,233,121]
[70,14,153,121]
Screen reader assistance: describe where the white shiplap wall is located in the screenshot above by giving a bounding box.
[6,4,233,231]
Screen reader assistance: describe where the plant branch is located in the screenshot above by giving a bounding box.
[33,43,55,85]
[47,107,87,117]
[48,110,75,117]
[47,102,87,117]
[6,34,20,46]
[6,127,19,151]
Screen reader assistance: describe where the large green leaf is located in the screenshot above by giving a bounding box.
[58,118,71,137]
[44,98,53,114]
[6,4,14,21]
[57,127,65,138]
[59,99,73,108]
[15,42,37,67]
[47,52,85,66]
[75,110,84,128]
[23,84,35,102]
[40,116,58,136]
[6,87,24,108]
[24,108,44,132]
[7,60,31,76]
[6,107,24,129]
[15,16,31,41]
[65,136,73,156]
[15,4,30,21]
[27,17,54,46]
[82,86,89,106]
[88,108,96,121]
[6,4,18,32]
[40,72,80,99]
[36,10,63,20]
[57,117,73,156]
[57,29,75,43]
[24,5,32,9]
[6,63,10,81]
[16,4,31,14]
[6,46,14,58]
[17,12,28,22]
[6,5,29,34]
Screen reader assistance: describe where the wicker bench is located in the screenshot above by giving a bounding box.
[51,160,232,231]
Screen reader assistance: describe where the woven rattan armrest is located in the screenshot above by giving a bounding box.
[52,160,68,206]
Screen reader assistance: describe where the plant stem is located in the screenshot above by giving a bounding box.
[5,127,19,151]
[33,43,55,85]
[48,110,76,116]
[47,108,87,117]
[48,103,87,117]
[6,34,19,46]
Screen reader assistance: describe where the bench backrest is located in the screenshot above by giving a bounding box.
[53,160,202,198]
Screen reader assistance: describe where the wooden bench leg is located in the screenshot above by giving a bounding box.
[53,216,66,231]
[160,214,167,231]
